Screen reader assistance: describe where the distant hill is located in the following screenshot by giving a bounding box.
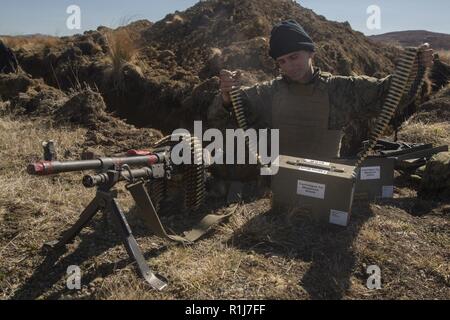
[0,33,47,38]
[369,30,450,50]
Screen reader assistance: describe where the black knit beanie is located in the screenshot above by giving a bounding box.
[269,19,315,59]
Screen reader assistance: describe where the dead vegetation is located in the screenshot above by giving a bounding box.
[398,122,450,146]
[398,84,450,146]
[397,84,450,202]
[1,35,63,51]
[0,118,448,299]
[105,29,139,76]
[0,0,449,300]
[437,50,450,64]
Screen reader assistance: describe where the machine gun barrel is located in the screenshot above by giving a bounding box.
[82,167,154,188]
[27,153,165,176]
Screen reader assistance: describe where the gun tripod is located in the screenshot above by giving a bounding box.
[44,170,168,291]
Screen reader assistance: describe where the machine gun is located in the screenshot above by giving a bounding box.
[27,134,230,290]
[361,139,448,173]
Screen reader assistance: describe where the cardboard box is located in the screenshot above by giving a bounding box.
[336,157,395,200]
[271,155,356,226]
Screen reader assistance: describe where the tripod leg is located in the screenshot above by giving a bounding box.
[44,197,100,250]
[109,198,168,291]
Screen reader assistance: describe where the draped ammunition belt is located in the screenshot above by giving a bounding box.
[229,88,263,166]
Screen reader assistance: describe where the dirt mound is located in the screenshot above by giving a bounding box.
[396,85,450,200]
[397,85,450,147]
[429,55,450,92]
[99,0,402,136]
[55,88,109,127]
[407,85,450,124]
[0,73,163,155]
[419,152,450,200]
[10,20,154,93]
[7,0,402,135]
[0,73,35,100]
[144,0,398,77]
[0,73,67,115]
[12,30,109,91]
[54,88,163,154]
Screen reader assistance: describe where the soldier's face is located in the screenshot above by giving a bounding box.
[276,50,314,82]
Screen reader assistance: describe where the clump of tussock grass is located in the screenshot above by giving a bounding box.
[1,35,63,51]
[103,28,143,93]
[398,121,450,146]
[105,29,138,72]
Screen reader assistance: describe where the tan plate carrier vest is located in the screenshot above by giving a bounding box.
[272,76,343,159]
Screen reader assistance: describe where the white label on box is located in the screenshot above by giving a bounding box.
[303,158,330,167]
[329,209,349,226]
[297,180,326,199]
[360,166,380,180]
[382,185,394,198]
[298,166,328,175]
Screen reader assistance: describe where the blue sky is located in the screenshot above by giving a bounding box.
[0,0,448,36]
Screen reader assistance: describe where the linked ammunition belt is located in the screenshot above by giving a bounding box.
[353,46,429,176]
[153,133,205,212]
[129,133,231,244]
[228,48,428,180]
[229,88,263,166]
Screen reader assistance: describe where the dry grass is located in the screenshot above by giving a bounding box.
[436,50,450,64]
[0,116,91,221]
[105,29,139,73]
[0,117,92,298]
[381,40,403,50]
[104,29,142,92]
[398,121,450,146]
[398,83,450,147]
[1,35,63,51]
[0,115,449,300]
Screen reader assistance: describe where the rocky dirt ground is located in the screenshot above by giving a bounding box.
[0,0,449,300]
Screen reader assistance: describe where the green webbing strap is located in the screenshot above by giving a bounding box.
[126,180,232,243]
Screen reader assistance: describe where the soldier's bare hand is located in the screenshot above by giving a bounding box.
[219,69,242,104]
